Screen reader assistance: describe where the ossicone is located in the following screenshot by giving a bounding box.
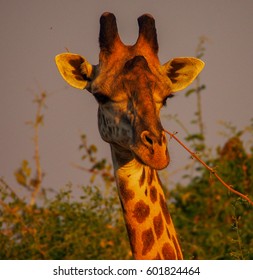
[136,14,158,54]
[99,12,122,53]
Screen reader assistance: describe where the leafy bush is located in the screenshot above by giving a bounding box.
[170,136,253,259]
[0,179,131,259]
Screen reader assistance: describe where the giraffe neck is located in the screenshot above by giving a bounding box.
[110,145,183,260]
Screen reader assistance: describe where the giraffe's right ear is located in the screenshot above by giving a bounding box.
[163,57,205,93]
[55,53,94,90]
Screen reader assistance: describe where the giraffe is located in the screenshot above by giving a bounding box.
[55,12,204,259]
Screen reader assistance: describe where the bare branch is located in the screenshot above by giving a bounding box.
[30,92,47,206]
[164,129,253,206]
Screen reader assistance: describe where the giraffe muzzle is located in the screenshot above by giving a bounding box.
[131,130,170,170]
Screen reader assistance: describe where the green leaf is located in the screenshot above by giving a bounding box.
[197,52,205,59]
[191,120,198,124]
[198,84,206,91]
[185,88,196,97]
[185,134,204,142]
[195,144,206,152]
[21,160,31,177]
[90,145,97,153]
[15,171,27,186]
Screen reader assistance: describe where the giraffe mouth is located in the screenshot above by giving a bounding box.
[131,144,170,170]
[130,129,170,170]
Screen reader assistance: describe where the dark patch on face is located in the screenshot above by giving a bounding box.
[144,188,148,196]
[93,92,111,104]
[142,228,155,256]
[121,128,128,137]
[150,186,157,203]
[139,167,146,186]
[133,200,150,223]
[172,235,183,260]
[159,194,171,224]
[123,56,151,74]
[153,212,164,239]
[126,222,136,255]
[162,242,176,260]
[118,180,135,203]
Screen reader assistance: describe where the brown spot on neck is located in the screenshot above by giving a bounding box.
[133,200,150,223]
[118,180,135,203]
[159,193,172,224]
[139,167,146,186]
[153,212,164,239]
[153,253,162,260]
[150,186,157,203]
[142,228,155,255]
[162,242,176,259]
[147,168,155,185]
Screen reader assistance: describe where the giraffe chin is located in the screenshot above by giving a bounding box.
[132,147,170,170]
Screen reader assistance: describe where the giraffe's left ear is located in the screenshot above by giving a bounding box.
[163,57,205,93]
[55,53,94,90]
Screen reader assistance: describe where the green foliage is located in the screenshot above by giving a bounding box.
[170,136,253,259]
[0,180,131,259]
[14,160,32,187]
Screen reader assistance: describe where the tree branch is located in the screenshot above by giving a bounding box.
[164,129,253,206]
[30,92,46,206]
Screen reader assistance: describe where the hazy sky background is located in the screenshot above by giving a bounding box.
[1,0,253,195]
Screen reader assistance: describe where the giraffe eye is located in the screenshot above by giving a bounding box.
[93,92,111,104]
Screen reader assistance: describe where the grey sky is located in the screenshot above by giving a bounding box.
[1,0,253,193]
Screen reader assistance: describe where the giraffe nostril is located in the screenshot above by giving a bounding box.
[141,131,154,147]
[145,135,153,145]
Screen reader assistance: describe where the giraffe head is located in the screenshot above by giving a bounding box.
[55,12,204,170]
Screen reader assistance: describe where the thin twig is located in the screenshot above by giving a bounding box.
[0,177,22,201]
[30,92,46,206]
[164,129,253,206]
[195,37,207,138]
[71,162,98,174]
